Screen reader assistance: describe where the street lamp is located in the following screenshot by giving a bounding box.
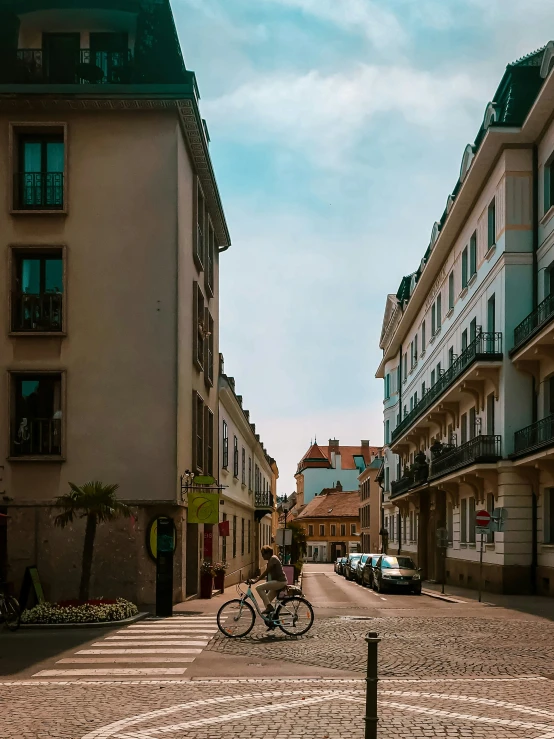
[278,494,290,565]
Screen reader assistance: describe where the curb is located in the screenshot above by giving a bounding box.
[20,611,150,630]
[421,589,474,604]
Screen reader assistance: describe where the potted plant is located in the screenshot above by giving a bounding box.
[213,562,227,593]
[200,560,215,599]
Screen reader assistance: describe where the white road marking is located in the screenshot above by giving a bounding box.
[57,658,195,664]
[104,636,210,642]
[380,597,387,601]
[77,649,202,655]
[115,630,215,636]
[92,641,208,647]
[33,668,188,678]
[123,626,216,631]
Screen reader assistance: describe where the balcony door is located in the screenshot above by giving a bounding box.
[43,33,80,83]
[90,33,128,83]
[19,135,64,210]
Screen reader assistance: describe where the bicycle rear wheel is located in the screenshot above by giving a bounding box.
[1,595,21,632]
[217,599,255,638]
[276,596,314,636]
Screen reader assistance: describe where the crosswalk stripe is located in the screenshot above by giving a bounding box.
[77,649,203,654]
[121,628,216,634]
[147,617,216,622]
[33,668,188,677]
[57,657,195,664]
[95,640,208,647]
[106,635,211,641]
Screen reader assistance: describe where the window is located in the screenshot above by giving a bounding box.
[222,513,227,561]
[403,353,408,379]
[331,524,336,536]
[410,396,414,412]
[461,329,468,353]
[11,248,64,333]
[192,391,204,472]
[10,372,63,457]
[487,393,495,435]
[340,523,346,536]
[232,515,237,558]
[350,523,356,535]
[319,524,325,536]
[241,447,246,484]
[385,419,390,445]
[308,524,314,536]
[487,198,496,250]
[205,218,215,297]
[384,373,390,400]
[414,334,418,363]
[436,361,441,378]
[545,489,554,544]
[410,341,414,369]
[222,420,228,468]
[488,294,496,333]
[248,457,252,490]
[436,294,442,330]
[195,180,205,270]
[204,407,214,475]
[15,132,65,210]
[469,406,476,440]
[193,282,205,371]
[421,381,426,397]
[431,303,436,335]
[414,391,418,406]
[470,232,477,276]
[409,511,414,541]
[447,503,453,544]
[241,518,245,556]
[431,369,436,386]
[470,317,477,343]
[384,467,389,491]
[461,498,467,543]
[468,497,476,543]
[448,271,454,310]
[461,413,468,444]
[421,320,426,352]
[233,436,239,477]
[203,308,214,387]
[461,247,468,288]
[88,32,130,83]
[248,519,251,554]
[448,346,454,367]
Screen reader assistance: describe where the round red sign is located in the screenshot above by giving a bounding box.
[475,509,491,527]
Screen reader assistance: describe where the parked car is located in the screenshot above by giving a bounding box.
[354,553,371,583]
[361,554,381,588]
[372,555,422,594]
[344,553,363,580]
[334,557,346,574]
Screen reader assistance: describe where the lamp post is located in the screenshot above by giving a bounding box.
[279,494,289,565]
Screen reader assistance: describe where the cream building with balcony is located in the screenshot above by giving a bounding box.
[377,43,554,596]
[0,0,230,605]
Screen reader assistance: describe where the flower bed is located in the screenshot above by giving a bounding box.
[21,598,138,624]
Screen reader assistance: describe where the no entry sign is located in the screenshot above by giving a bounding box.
[475,509,491,527]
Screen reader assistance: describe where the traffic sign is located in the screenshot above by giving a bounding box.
[475,509,491,528]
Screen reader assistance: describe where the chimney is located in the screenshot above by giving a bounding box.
[329,439,340,447]
[361,440,369,447]
[219,353,224,373]
[237,395,243,406]
[228,376,235,391]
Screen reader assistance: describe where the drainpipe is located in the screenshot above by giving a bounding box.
[532,145,539,424]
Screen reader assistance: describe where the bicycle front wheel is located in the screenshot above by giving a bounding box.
[276,596,314,636]
[1,595,21,632]
[217,599,255,638]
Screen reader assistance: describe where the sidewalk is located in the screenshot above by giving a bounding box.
[423,580,554,620]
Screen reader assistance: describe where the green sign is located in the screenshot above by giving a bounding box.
[188,491,219,524]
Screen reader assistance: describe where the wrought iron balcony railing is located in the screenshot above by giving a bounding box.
[255,491,274,509]
[4,49,134,85]
[391,466,429,498]
[14,172,64,210]
[513,293,554,352]
[11,418,62,457]
[513,414,554,457]
[391,332,502,444]
[428,435,501,480]
[12,292,63,332]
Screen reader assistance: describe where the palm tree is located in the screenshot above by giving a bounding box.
[54,481,131,602]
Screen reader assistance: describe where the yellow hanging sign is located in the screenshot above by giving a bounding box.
[188,491,219,524]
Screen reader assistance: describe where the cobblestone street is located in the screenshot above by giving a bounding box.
[1,565,553,738]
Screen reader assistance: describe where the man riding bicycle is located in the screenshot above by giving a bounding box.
[253,545,288,615]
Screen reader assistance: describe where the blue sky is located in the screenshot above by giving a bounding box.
[173,0,554,493]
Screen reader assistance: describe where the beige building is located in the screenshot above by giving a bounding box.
[218,368,278,587]
[0,0,230,604]
[358,457,383,554]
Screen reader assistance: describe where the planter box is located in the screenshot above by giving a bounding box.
[200,573,214,599]
[214,572,225,593]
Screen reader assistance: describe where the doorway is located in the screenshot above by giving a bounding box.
[185,522,198,597]
[43,33,80,83]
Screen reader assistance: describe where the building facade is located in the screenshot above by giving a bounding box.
[359,457,383,554]
[0,0,230,604]
[295,440,381,507]
[296,485,360,563]
[376,43,554,596]
[218,369,277,587]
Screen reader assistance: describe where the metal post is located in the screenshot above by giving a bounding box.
[478,532,484,603]
[283,507,288,565]
[441,545,445,595]
[364,631,380,739]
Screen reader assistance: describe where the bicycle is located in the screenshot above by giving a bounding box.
[217,579,314,638]
[0,585,21,632]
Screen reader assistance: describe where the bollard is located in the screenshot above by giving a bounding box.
[364,631,380,739]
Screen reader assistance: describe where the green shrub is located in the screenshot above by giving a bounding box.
[21,598,138,624]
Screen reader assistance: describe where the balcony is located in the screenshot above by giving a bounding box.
[11,418,62,457]
[428,435,501,480]
[11,292,63,333]
[255,490,274,522]
[14,173,64,211]
[5,49,134,85]
[512,294,554,355]
[513,415,554,458]
[391,332,502,444]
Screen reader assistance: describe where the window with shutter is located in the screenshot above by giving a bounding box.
[203,308,214,387]
[193,282,205,371]
[448,271,454,309]
[421,320,426,351]
[487,198,496,249]
[461,247,468,288]
[195,180,205,271]
[470,231,477,276]
[222,420,228,468]
[204,406,214,475]
[436,293,441,329]
[205,218,215,297]
[192,391,204,473]
[431,303,436,335]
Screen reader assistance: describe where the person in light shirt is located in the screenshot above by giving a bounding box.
[253,545,288,614]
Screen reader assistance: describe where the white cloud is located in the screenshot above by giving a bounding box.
[261,0,407,50]
[204,64,488,169]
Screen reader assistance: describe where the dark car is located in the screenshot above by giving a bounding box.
[372,555,422,594]
[354,553,371,583]
[334,557,346,574]
[361,553,381,588]
[344,553,363,580]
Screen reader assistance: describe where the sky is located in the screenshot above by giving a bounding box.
[172,0,554,494]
